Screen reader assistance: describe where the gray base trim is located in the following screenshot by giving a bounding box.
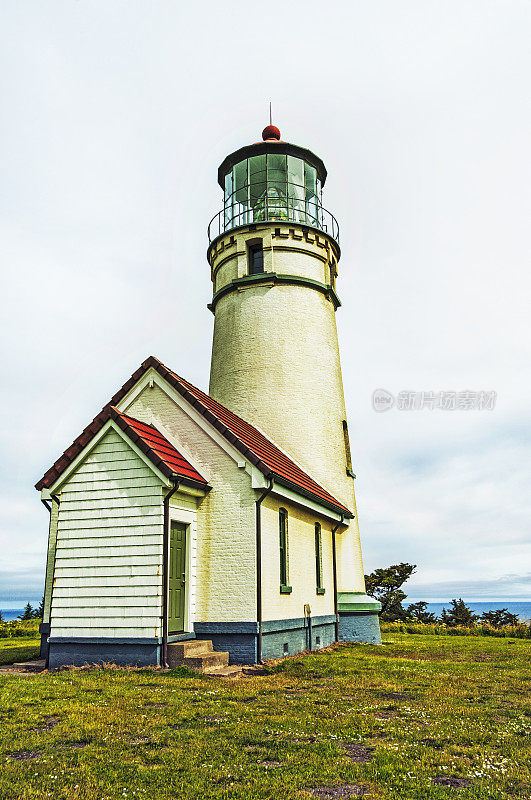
[194,622,259,635]
[338,611,382,645]
[39,623,50,659]
[48,637,160,645]
[194,622,258,664]
[47,640,161,669]
[262,614,335,633]
[194,616,337,664]
[167,632,196,643]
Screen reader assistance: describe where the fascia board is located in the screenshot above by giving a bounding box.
[268,481,349,525]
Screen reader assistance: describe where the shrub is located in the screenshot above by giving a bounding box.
[380,620,531,639]
[0,620,40,639]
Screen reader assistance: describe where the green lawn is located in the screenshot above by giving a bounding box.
[0,634,529,799]
[0,636,40,666]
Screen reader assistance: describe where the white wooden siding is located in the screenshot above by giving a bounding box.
[50,428,164,639]
[43,499,59,624]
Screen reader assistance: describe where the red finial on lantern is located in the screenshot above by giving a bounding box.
[262,124,281,141]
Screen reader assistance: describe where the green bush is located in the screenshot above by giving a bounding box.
[0,619,40,639]
[380,620,531,639]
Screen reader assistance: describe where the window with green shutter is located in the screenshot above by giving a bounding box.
[315,522,325,594]
[279,508,291,593]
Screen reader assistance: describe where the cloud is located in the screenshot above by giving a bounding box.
[1,2,530,603]
[406,573,531,602]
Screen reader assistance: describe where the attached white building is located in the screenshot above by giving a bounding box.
[36,125,381,668]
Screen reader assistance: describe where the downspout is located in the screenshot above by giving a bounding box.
[255,477,274,664]
[331,514,344,643]
[42,494,60,669]
[40,499,52,662]
[162,480,180,668]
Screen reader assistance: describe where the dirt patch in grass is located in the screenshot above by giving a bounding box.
[373,707,398,719]
[257,760,281,768]
[7,750,41,761]
[290,735,318,744]
[29,715,59,732]
[340,742,374,763]
[433,776,472,788]
[421,737,448,749]
[380,691,413,700]
[310,785,366,798]
[58,740,90,750]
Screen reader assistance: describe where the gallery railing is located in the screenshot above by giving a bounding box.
[208,199,340,244]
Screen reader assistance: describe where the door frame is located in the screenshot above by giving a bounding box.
[168,520,188,635]
[167,507,195,636]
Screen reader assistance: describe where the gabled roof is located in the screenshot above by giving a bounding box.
[36,356,352,518]
[36,405,208,492]
[112,409,208,488]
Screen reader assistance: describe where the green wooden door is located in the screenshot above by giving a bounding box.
[168,522,186,634]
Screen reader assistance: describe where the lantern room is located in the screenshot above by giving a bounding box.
[208,126,339,243]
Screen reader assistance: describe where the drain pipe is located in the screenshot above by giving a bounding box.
[41,494,60,669]
[304,603,312,651]
[331,514,344,643]
[40,498,52,663]
[162,480,180,668]
[255,477,274,664]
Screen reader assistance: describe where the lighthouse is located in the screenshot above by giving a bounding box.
[37,121,380,671]
[207,124,381,643]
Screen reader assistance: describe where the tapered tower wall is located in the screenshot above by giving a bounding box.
[208,223,365,594]
[207,130,381,642]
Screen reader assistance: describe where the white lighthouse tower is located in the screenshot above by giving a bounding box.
[207,123,381,642]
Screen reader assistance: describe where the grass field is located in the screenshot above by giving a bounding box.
[0,634,529,799]
[0,636,40,666]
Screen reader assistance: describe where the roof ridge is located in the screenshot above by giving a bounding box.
[35,355,351,517]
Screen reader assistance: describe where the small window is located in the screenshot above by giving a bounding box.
[279,508,291,592]
[315,523,324,594]
[342,420,353,474]
[248,241,264,275]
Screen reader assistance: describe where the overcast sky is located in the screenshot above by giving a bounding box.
[1,1,530,606]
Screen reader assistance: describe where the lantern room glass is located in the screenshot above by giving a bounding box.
[223,154,323,231]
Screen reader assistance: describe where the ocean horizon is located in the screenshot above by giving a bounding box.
[2,600,531,623]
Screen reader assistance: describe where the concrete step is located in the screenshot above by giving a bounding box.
[167,639,214,667]
[204,664,242,678]
[12,659,46,673]
[184,651,230,672]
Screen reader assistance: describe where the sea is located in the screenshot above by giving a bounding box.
[1,605,42,622]
[407,601,531,622]
[2,601,531,622]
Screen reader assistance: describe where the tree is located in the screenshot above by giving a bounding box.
[18,603,34,621]
[34,596,45,619]
[365,563,417,621]
[480,608,519,628]
[441,598,478,627]
[406,601,437,623]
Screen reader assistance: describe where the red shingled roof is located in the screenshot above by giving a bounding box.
[113,410,208,487]
[36,356,352,518]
